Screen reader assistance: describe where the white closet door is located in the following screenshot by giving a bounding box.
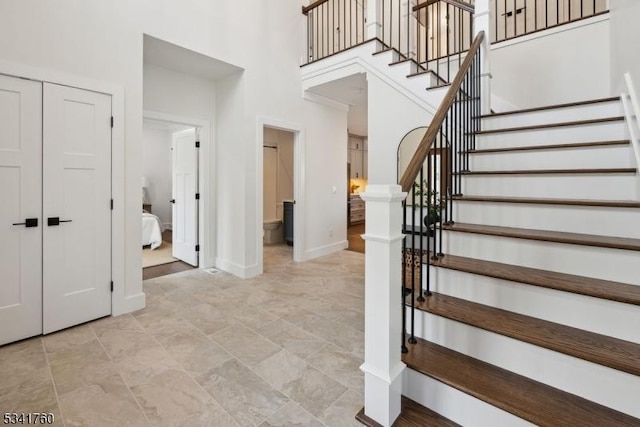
[42,83,112,334]
[0,75,42,345]
[172,129,198,266]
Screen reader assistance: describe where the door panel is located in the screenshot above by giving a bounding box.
[172,129,198,266]
[43,83,112,334]
[0,75,42,345]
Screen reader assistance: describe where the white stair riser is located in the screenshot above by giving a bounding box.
[404,73,439,94]
[483,101,623,130]
[403,369,534,427]
[408,311,640,418]
[476,121,628,150]
[425,266,640,343]
[406,72,440,88]
[469,145,635,171]
[443,231,640,285]
[453,202,640,239]
[372,50,400,65]
[462,174,637,199]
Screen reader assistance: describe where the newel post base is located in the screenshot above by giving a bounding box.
[360,184,407,427]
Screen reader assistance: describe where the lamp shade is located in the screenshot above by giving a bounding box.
[141,175,149,188]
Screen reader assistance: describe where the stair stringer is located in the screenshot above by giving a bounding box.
[301,40,448,115]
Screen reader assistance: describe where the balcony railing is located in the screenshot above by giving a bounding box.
[303,0,367,63]
[491,0,608,43]
[302,0,608,71]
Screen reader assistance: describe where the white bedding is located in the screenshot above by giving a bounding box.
[142,212,163,250]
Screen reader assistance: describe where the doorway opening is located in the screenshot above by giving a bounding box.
[347,133,367,253]
[257,118,305,275]
[142,116,203,280]
[262,127,295,263]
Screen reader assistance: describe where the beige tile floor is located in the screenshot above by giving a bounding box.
[0,245,365,427]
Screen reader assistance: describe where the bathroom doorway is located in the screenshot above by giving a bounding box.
[262,127,295,251]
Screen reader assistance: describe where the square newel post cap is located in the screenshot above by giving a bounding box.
[359,185,407,203]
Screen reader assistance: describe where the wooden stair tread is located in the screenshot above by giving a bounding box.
[443,222,640,251]
[430,254,640,305]
[475,116,625,135]
[464,139,630,154]
[458,167,636,175]
[451,195,640,208]
[479,96,621,118]
[402,337,640,427]
[356,397,460,427]
[389,58,426,72]
[411,292,640,377]
[407,69,435,78]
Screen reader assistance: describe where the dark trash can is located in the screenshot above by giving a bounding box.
[283,200,294,246]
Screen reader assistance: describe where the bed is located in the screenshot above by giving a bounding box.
[142,212,163,250]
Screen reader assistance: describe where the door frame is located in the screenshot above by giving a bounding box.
[144,110,213,269]
[256,117,306,275]
[0,59,137,316]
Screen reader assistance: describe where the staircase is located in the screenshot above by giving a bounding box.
[398,96,640,426]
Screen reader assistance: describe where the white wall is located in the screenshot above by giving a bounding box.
[142,127,173,227]
[348,101,368,136]
[368,73,434,185]
[0,0,350,308]
[490,15,611,109]
[609,1,640,93]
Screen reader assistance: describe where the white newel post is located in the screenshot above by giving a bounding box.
[474,0,492,115]
[360,185,407,427]
[367,0,383,40]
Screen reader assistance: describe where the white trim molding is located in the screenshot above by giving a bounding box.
[143,110,215,269]
[256,116,307,274]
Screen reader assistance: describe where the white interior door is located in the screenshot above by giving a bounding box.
[0,75,43,345]
[172,129,198,266]
[42,83,112,334]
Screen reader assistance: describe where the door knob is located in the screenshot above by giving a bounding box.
[12,218,38,228]
[170,199,175,204]
[47,217,72,226]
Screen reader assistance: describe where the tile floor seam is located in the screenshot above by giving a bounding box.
[90,319,154,427]
[248,345,347,425]
[302,351,364,396]
[3,246,364,427]
[129,309,242,427]
[40,338,67,427]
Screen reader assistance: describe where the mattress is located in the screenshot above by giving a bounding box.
[142,212,163,250]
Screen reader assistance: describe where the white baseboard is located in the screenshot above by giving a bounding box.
[112,292,146,316]
[215,257,259,279]
[304,240,348,261]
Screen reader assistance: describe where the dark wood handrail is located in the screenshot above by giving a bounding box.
[302,0,331,15]
[398,31,484,193]
[413,0,475,14]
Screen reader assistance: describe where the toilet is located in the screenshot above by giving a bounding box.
[263,219,283,244]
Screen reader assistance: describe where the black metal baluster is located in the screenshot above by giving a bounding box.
[418,167,425,302]
[513,0,516,39]
[307,12,311,62]
[446,4,450,82]
[409,181,417,345]
[398,0,401,55]
[436,1,441,80]
[407,0,410,59]
[504,0,507,39]
[402,200,408,353]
